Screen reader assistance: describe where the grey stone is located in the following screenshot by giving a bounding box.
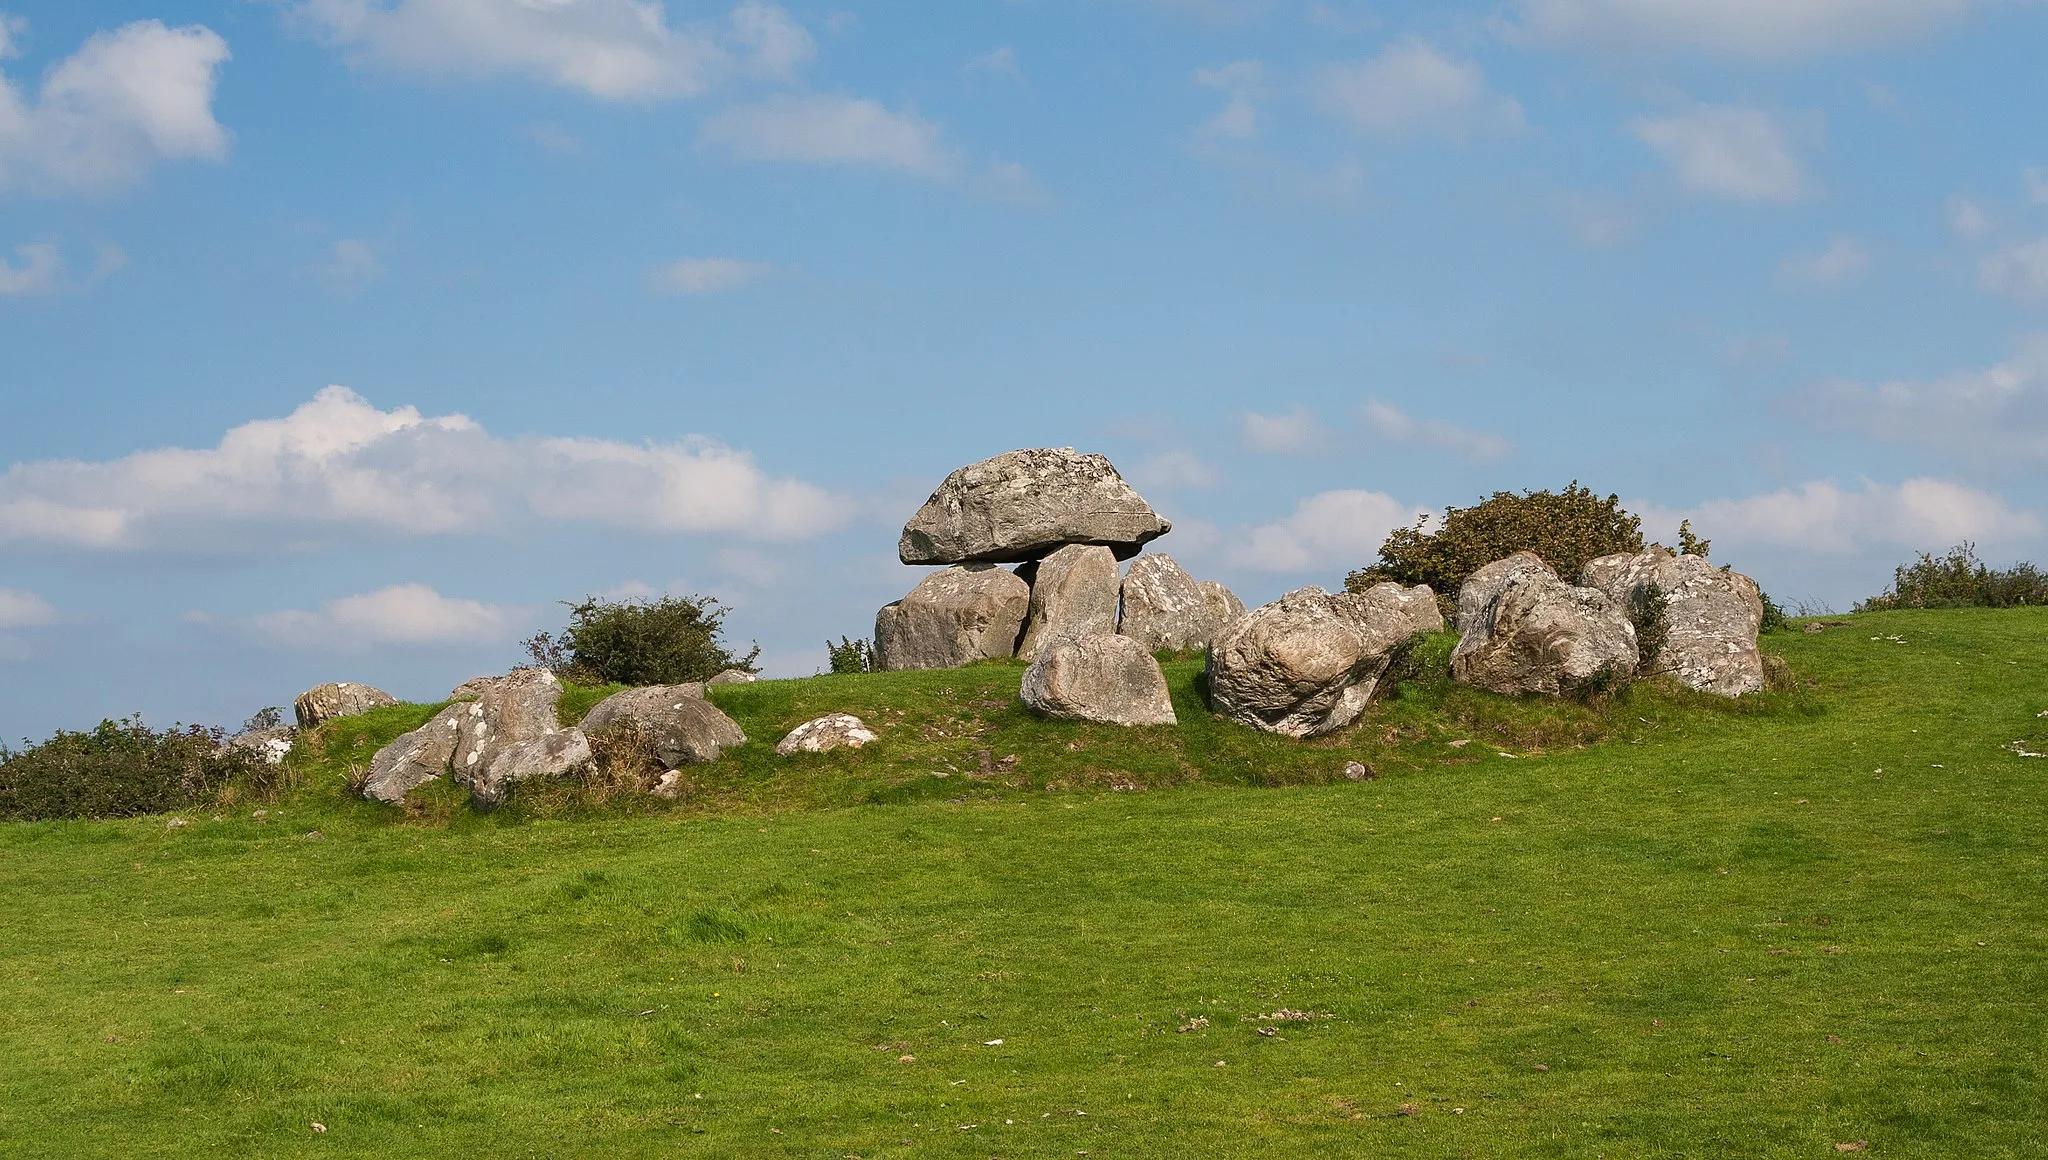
[293,682,398,729]
[1206,584,1430,738]
[446,675,500,701]
[448,667,574,806]
[361,703,466,804]
[582,685,747,767]
[1118,554,1209,652]
[1580,547,1765,696]
[707,669,757,685]
[874,565,1031,671]
[1451,556,1639,696]
[899,448,1171,565]
[1197,580,1247,638]
[1344,761,1374,781]
[775,713,879,756]
[1020,634,1177,726]
[463,730,593,809]
[226,726,296,765]
[1017,544,1121,663]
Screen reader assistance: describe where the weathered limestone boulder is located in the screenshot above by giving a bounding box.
[1374,582,1447,636]
[708,669,756,685]
[1580,547,1765,696]
[1118,554,1208,652]
[226,726,296,765]
[448,667,587,807]
[1207,585,1432,738]
[361,702,466,804]
[775,713,878,755]
[1021,634,1177,726]
[1198,581,1247,634]
[1451,555,1639,696]
[874,565,1031,671]
[899,448,1172,565]
[1017,544,1121,663]
[581,685,747,766]
[466,731,593,807]
[293,682,397,728]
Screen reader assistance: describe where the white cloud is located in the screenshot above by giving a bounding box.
[1980,237,2048,301]
[1949,196,1990,241]
[965,46,1020,78]
[311,238,380,296]
[1193,60,1262,141]
[251,583,518,649]
[1554,193,1636,247]
[1632,105,1812,204]
[0,242,58,294]
[1313,39,1522,140]
[651,256,772,294]
[0,386,852,551]
[0,587,55,628]
[1239,407,1323,454]
[1792,335,2048,460]
[524,122,582,154]
[699,93,953,177]
[1775,236,1872,288]
[1227,489,1427,572]
[2027,167,2048,205]
[1512,0,1971,59]
[1129,450,1217,490]
[1357,400,1511,463]
[0,18,230,194]
[291,0,808,100]
[1639,478,2038,556]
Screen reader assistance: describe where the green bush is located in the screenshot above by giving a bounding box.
[0,717,266,821]
[1856,543,2048,611]
[827,637,876,674]
[1626,581,1669,674]
[1346,483,1644,600]
[524,595,760,686]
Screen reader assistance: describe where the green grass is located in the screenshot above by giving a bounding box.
[1,609,2044,1156]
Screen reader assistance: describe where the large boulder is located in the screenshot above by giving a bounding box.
[1021,634,1177,726]
[1017,544,1121,663]
[1198,581,1247,634]
[581,685,747,767]
[361,703,466,804]
[874,565,1031,671]
[898,448,1172,565]
[1580,548,1765,696]
[293,682,397,729]
[1451,555,1639,696]
[775,713,878,755]
[1118,554,1209,652]
[448,668,588,807]
[1207,585,1429,738]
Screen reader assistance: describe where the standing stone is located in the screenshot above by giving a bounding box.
[898,448,1172,564]
[1580,547,1765,696]
[1017,544,1121,663]
[361,702,466,804]
[1118,554,1209,652]
[873,565,1031,671]
[1207,585,1430,738]
[1197,580,1247,636]
[1021,635,1177,726]
[775,713,879,755]
[293,682,398,729]
[582,685,748,767]
[1451,555,1639,696]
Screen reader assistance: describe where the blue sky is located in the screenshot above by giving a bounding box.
[2,0,2046,738]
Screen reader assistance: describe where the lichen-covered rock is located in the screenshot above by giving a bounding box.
[1451,556,1639,696]
[899,448,1171,565]
[464,730,593,808]
[226,726,296,765]
[1118,554,1209,652]
[448,668,578,807]
[707,669,756,685]
[446,675,499,701]
[361,703,465,804]
[1017,544,1121,663]
[1021,634,1177,726]
[1206,585,1428,738]
[581,685,747,766]
[874,565,1031,671]
[1198,580,1247,635]
[293,682,397,728]
[775,713,879,755]
[1580,548,1765,696]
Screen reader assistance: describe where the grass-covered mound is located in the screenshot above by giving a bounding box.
[1,609,2044,1156]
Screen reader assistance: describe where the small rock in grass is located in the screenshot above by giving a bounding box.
[775,714,878,756]
[1344,761,1375,781]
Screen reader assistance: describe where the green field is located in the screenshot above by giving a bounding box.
[2,609,2044,1157]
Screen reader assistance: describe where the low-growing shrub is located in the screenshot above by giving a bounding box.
[524,594,760,686]
[1857,543,2048,611]
[0,716,268,821]
[1346,483,1644,603]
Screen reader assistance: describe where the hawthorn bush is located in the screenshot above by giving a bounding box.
[1346,483,1644,600]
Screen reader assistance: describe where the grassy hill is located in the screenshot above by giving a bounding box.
[1,609,2044,1156]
